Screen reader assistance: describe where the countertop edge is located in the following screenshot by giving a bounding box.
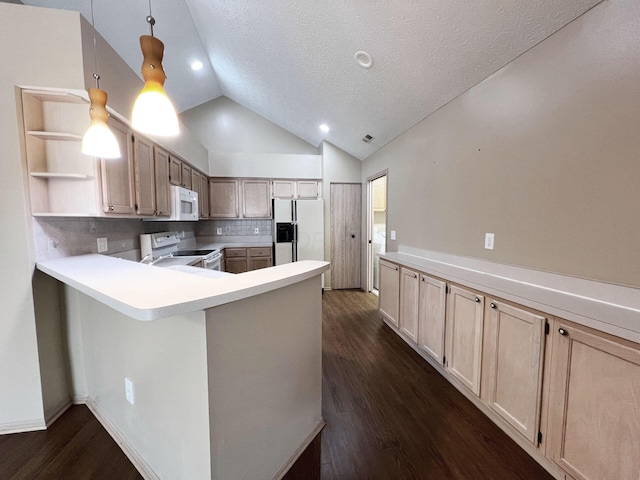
[381,249,640,344]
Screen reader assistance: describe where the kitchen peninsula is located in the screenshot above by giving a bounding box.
[37,255,329,480]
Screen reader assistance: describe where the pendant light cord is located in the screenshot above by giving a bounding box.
[146,0,156,36]
[90,0,100,88]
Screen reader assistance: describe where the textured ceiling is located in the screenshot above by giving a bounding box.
[22,0,601,160]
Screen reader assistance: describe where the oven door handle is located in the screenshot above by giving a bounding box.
[203,252,222,266]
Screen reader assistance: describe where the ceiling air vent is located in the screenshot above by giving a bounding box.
[362,134,374,143]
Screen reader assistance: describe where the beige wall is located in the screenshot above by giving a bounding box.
[321,141,362,288]
[362,0,640,289]
[0,3,87,431]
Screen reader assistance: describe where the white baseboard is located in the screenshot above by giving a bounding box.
[45,399,72,427]
[86,399,160,480]
[272,420,325,480]
[0,418,46,435]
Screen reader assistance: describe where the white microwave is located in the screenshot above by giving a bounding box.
[170,185,199,221]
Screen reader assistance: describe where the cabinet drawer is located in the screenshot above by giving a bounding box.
[225,248,247,258]
[249,247,271,257]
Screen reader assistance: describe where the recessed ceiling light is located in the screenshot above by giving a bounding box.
[319,124,330,133]
[191,60,203,71]
[354,51,373,69]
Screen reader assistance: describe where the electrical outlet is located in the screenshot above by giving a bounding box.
[484,233,495,250]
[97,237,108,253]
[390,230,396,241]
[216,228,222,235]
[254,227,260,234]
[89,221,97,233]
[124,377,135,405]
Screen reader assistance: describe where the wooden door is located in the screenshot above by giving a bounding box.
[133,135,156,216]
[209,179,239,218]
[101,119,135,215]
[242,180,271,218]
[399,268,419,343]
[169,156,182,186]
[418,274,446,363]
[445,285,484,396]
[547,321,640,480]
[330,183,361,289]
[378,260,399,327]
[482,299,546,444]
[154,147,171,217]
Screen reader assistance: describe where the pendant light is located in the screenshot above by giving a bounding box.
[81,0,121,159]
[131,0,179,136]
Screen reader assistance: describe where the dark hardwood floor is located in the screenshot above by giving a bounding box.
[0,290,553,479]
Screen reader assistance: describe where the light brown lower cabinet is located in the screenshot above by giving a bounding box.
[546,320,640,480]
[248,247,272,270]
[444,285,484,396]
[417,274,446,364]
[399,267,419,343]
[378,260,400,327]
[481,299,546,445]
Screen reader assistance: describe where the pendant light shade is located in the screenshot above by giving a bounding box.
[82,88,121,158]
[132,35,179,136]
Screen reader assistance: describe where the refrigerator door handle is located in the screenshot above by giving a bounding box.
[292,223,298,262]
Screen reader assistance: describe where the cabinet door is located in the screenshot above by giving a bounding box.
[273,180,295,199]
[181,163,192,189]
[378,260,400,327]
[445,285,484,395]
[399,268,419,343]
[200,174,209,218]
[169,156,182,186]
[101,120,135,215]
[297,181,319,198]
[225,257,248,274]
[242,180,271,218]
[191,170,201,196]
[209,179,239,218]
[547,321,640,480]
[418,275,446,363]
[154,147,171,217]
[133,135,156,216]
[248,256,271,271]
[482,300,545,444]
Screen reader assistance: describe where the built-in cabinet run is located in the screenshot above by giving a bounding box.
[223,247,272,273]
[378,256,640,480]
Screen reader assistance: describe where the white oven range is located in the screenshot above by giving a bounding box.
[140,231,222,270]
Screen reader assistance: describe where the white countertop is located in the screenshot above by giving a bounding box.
[382,246,640,343]
[37,254,329,321]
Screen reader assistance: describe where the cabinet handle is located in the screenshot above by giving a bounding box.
[109,205,114,211]
[413,273,417,278]
[558,328,568,336]
[475,297,481,303]
[490,302,497,309]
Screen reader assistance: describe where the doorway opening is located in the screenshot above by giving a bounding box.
[367,172,387,294]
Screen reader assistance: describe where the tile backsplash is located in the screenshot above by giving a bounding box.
[32,218,272,262]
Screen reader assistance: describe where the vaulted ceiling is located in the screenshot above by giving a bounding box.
[22,0,602,160]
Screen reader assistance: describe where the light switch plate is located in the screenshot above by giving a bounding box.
[124,377,135,405]
[254,227,260,234]
[390,230,396,241]
[97,237,108,253]
[484,233,495,250]
[216,228,222,235]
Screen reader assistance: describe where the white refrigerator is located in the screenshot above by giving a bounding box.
[273,199,324,265]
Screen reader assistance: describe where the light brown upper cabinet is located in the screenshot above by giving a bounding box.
[272,180,295,199]
[153,147,171,217]
[378,259,400,328]
[209,178,239,218]
[181,162,192,189]
[133,135,156,216]
[546,320,640,480]
[272,180,320,199]
[444,285,484,396]
[296,181,319,199]
[242,180,271,218]
[481,299,546,445]
[399,267,419,343]
[101,119,135,215]
[418,274,446,364]
[169,156,182,186]
[199,173,209,219]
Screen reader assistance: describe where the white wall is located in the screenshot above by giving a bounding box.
[180,96,320,177]
[0,3,87,431]
[362,0,640,289]
[321,141,362,288]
